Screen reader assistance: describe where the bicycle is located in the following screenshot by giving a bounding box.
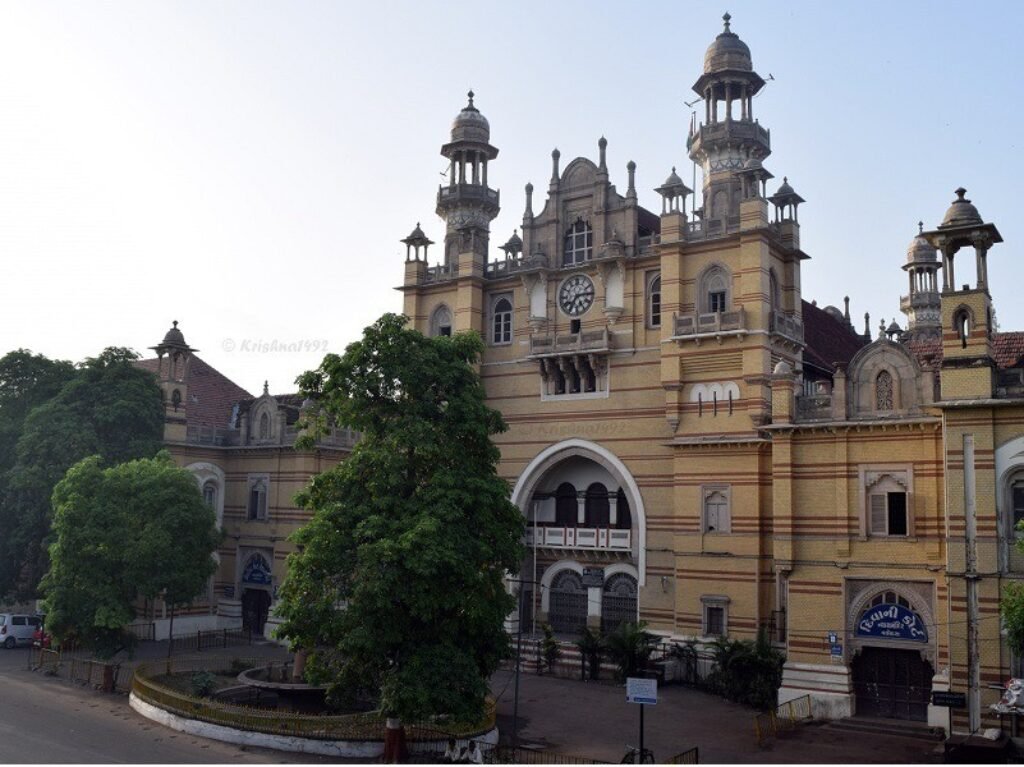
[621,744,656,764]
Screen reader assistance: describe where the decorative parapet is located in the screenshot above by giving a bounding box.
[423,262,458,283]
[672,308,746,340]
[795,394,833,422]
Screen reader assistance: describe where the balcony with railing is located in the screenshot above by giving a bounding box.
[436,183,500,208]
[686,120,771,154]
[529,328,611,357]
[526,525,631,552]
[770,310,804,344]
[672,307,746,339]
[424,262,458,283]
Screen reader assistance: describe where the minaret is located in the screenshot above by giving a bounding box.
[149,320,196,442]
[687,13,771,231]
[899,223,942,341]
[436,91,500,276]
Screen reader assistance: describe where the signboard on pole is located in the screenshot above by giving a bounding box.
[626,677,658,705]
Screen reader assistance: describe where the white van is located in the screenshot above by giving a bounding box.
[0,614,42,648]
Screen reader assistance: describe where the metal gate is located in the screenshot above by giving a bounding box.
[549,571,587,635]
[601,573,637,633]
[852,647,932,721]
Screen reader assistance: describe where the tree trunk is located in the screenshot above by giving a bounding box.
[166,603,175,660]
[383,717,407,763]
[291,648,308,682]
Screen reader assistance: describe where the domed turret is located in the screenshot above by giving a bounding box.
[939,187,983,229]
[900,223,942,341]
[437,91,500,267]
[161,320,187,348]
[689,14,770,229]
[449,90,490,144]
[906,224,937,264]
[703,12,753,74]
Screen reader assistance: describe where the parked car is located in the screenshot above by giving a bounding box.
[0,614,42,649]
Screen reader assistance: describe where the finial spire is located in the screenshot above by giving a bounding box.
[467,89,474,107]
[172,320,178,328]
[918,221,923,234]
[723,12,731,32]
[263,380,269,395]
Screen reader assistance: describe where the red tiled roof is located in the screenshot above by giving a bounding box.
[136,356,253,429]
[801,300,868,373]
[904,332,1024,370]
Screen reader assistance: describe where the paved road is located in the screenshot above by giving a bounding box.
[0,645,305,763]
[491,668,937,764]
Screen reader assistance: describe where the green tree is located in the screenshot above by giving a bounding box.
[1003,581,1024,658]
[0,350,75,598]
[0,347,162,601]
[575,626,605,680]
[604,621,658,681]
[40,452,219,658]
[276,314,524,754]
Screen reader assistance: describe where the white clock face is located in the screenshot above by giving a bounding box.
[558,274,595,317]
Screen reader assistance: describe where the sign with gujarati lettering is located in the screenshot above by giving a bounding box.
[582,567,605,588]
[856,603,927,642]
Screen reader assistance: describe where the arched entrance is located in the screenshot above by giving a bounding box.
[240,552,273,635]
[242,588,271,635]
[849,588,934,721]
[852,648,933,721]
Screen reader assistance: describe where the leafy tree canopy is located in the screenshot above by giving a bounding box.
[0,346,163,601]
[41,451,220,657]
[277,314,525,725]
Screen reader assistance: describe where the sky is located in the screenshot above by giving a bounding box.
[1,0,1022,395]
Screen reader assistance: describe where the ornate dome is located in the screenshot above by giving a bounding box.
[663,166,684,187]
[775,177,795,197]
[703,13,752,74]
[162,320,186,346]
[450,90,490,143]
[906,223,937,263]
[940,187,983,228]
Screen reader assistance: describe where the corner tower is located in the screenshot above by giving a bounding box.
[922,188,1003,399]
[149,320,195,442]
[900,223,942,341]
[436,91,500,279]
[687,13,771,229]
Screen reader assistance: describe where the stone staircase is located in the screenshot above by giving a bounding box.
[823,716,945,743]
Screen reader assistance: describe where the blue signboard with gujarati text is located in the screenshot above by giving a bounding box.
[856,603,927,642]
[242,553,273,585]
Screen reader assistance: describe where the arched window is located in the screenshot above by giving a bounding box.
[954,308,971,348]
[615,488,632,530]
[700,265,730,313]
[258,411,270,440]
[601,573,638,633]
[430,305,452,337]
[703,487,730,533]
[875,370,894,412]
[585,483,610,527]
[563,218,593,266]
[555,482,578,526]
[549,570,587,635]
[202,480,217,509]
[648,274,662,328]
[248,475,268,521]
[769,269,781,311]
[492,296,513,344]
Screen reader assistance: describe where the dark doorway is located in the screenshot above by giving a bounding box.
[242,588,271,635]
[852,646,933,721]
